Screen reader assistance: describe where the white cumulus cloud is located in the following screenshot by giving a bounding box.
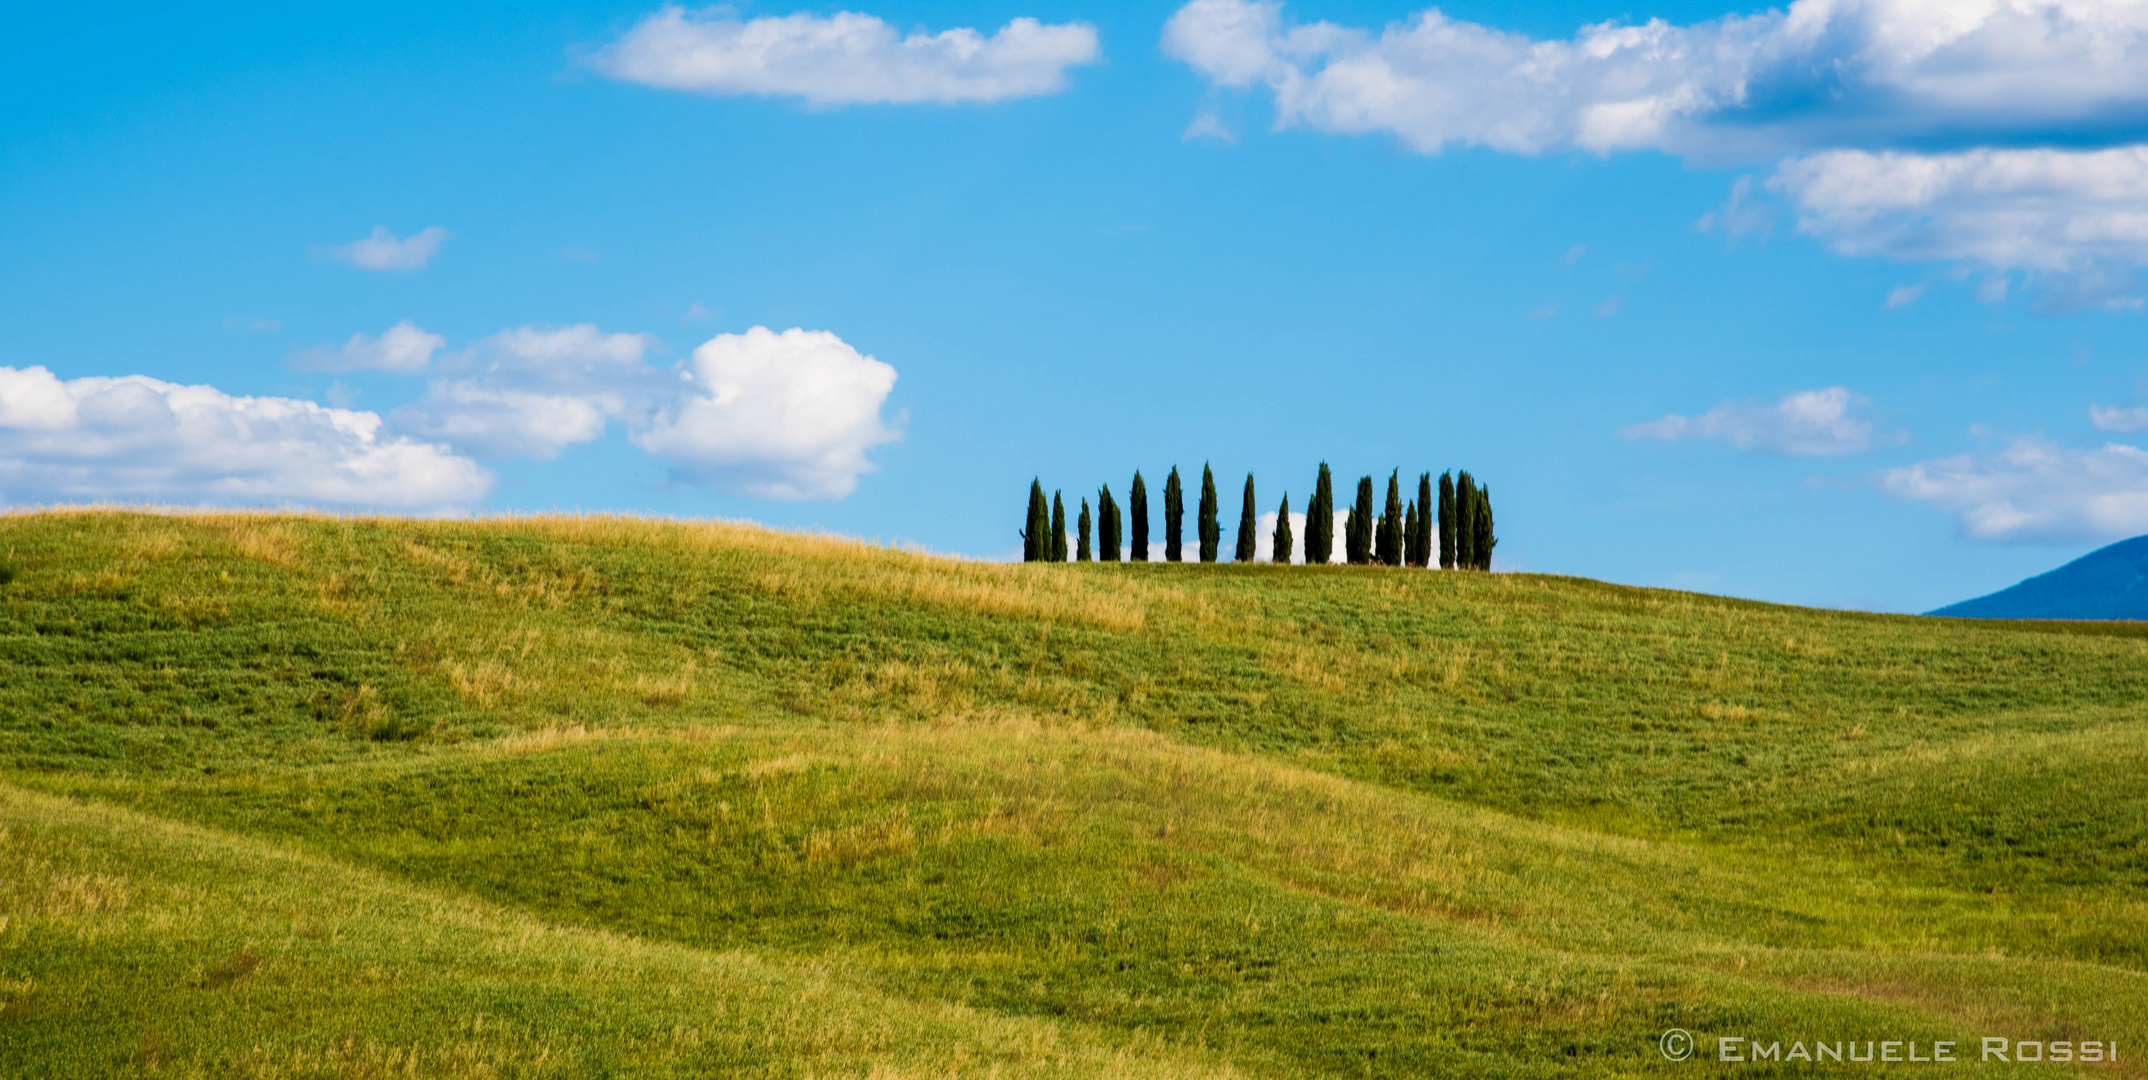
[0,366,489,510]
[1163,0,2148,158]
[329,226,451,272]
[392,324,658,461]
[1620,387,1877,457]
[634,326,899,500]
[2090,403,2148,431]
[590,7,1101,105]
[1768,146,2148,307]
[1880,436,2148,541]
[291,320,445,373]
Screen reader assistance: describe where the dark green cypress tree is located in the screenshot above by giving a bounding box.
[1474,486,1496,571]
[1164,468,1184,562]
[1130,472,1150,562]
[1307,463,1334,565]
[1437,472,1456,569]
[1455,471,1477,571]
[1346,476,1374,564]
[1414,473,1434,568]
[1378,470,1404,566]
[1077,500,1092,561]
[1272,494,1293,564]
[1051,492,1067,562]
[1198,465,1220,563]
[1099,486,1121,562]
[1404,500,1420,567]
[1233,474,1257,562]
[1024,480,1047,561]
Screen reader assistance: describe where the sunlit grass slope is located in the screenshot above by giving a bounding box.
[2,510,2144,1078]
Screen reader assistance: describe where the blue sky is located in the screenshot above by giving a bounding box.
[7,0,2148,613]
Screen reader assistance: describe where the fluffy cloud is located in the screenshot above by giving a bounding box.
[1880,436,2148,540]
[1771,146,2148,276]
[329,226,451,272]
[380,323,902,499]
[1163,0,2148,157]
[1619,387,1877,456]
[391,324,656,460]
[0,366,488,510]
[1167,0,2148,295]
[290,321,445,373]
[590,8,1100,105]
[634,327,899,500]
[2090,403,2148,431]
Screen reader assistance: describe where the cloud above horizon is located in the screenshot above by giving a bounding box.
[290,321,445,374]
[1162,0,2148,159]
[1165,0,2148,305]
[590,7,1101,106]
[1619,387,1878,457]
[382,323,902,500]
[329,226,451,272]
[1770,146,2148,309]
[1880,436,2148,541]
[635,327,900,500]
[0,366,489,511]
[392,324,659,460]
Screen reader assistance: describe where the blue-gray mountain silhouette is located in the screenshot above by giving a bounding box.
[1931,536,2148,619]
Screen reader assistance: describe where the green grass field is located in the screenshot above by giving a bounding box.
[2,509,2142,1077]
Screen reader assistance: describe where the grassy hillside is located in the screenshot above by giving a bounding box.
[2,510,2143,1077]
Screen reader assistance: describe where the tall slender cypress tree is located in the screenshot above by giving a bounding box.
[1273,494,1293,564]
[1024,480,1047,561]
[1404,500,1420,567]
[1130,472,1150,562]
[1099,486,1121,562]
[1414,473,1434,567]
[1198,465,1220,563]
[1307,463,1334,565]
[1437,472,1457,569]
[1455,471,1477,571]
[1346,476,1374,564]
[1051,492,1067,562]
[1233,474,1258,562]
[1164,467,1184,562]
[1378,470,1404,566]
[1474,486,1496,571]
[1077,500,1092,561]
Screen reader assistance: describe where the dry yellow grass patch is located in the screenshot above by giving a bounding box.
[509,513,1154,632]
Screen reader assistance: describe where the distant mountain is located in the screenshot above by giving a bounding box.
[1931,535,2148,619]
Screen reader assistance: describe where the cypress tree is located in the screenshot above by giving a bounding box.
[1198,464,1220,563]
[1024,480,1047,561]
[1233,474,1257,562]
[1378,470,1404,566]
[1437,472,1456,569]
[1474,485,1496,570]
[1099,486,1121,562]
[1404,500,1420,567]
[1164,467,1184,562]
[1455,471,1477,571]
[1307,463,1334,565]
[1347,476,1374,564]
[1051,492,1067,562]
[1272,494,1293,564]
[1130,472,1150,562]
[1414,473,1434,567]
[1077,500,1092,561]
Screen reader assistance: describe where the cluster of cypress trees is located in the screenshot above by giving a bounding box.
[1022,464,1494,569]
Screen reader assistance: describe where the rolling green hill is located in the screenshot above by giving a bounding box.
[2,510,2143,1078]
